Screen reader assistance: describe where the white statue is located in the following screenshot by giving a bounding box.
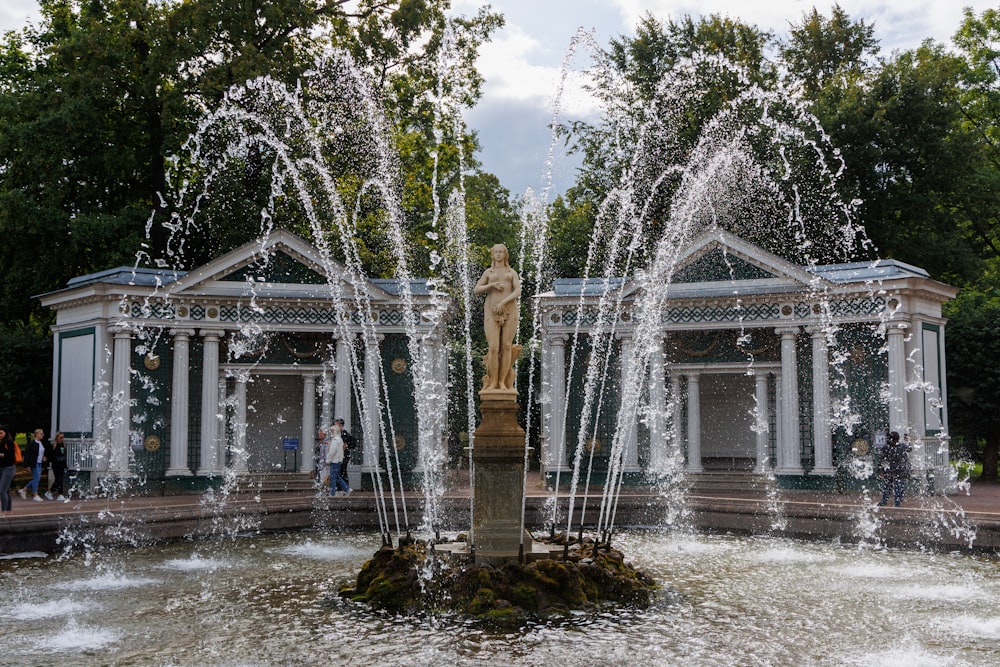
[474,243,521,392]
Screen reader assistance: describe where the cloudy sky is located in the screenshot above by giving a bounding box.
[3,0,998,197]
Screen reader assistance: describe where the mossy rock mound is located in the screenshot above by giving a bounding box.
[341,538,659,623]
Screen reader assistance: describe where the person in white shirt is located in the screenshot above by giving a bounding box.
[325,430,352,497]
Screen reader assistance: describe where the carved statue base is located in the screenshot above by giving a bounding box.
[471,391,526,562]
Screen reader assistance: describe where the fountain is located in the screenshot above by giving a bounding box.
[6,22,995,664]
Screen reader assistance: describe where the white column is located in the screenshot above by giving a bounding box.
[754,372,770,473]
[320,362,334,431]
[91,326,113,477]
[686,373,703,472]
[776,326,803,474]
[670,374,682,459]
[886,322,909,434]
[231,372,249,473]
[300,373,316,473]
[108,327,133,477]
[198,329,224,476]
[810,328,835,475]
[167,328,195,476]
[903,320,928,474]
[217,375,228,471]
[335,336,352,430]
[648,336,668,473]
[618,334,640,472]
[362,334,382,472]
[549,334,568,471]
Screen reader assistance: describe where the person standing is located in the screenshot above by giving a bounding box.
[333,418,355,490]
[325,428,351,497]
[314,429,329,490]
[0,426,16,516]
[878,431,912,507]
[48,431,68,501]
[17,428,49,502]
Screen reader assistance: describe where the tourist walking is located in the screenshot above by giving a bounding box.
[878,431,912,507]
[333,418,355,489]
[0,426,16,516]
[325,429,351,497]
[48,431,68,501]
[17,428,49,502]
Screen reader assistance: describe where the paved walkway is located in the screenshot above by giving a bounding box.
[4,473,999,518]
[2,475,998,553]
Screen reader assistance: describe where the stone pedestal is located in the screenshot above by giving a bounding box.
[471,390,526,561]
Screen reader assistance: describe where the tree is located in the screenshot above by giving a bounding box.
[557,13,859,285]
[782,7,994,284]
[944,282,1000,480]
[781,3,879,97]
[0,0,503,426]
[0,0,504,286]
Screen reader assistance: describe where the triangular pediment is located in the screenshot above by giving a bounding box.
[220,250,328,285]
[672,247,776,283]
[165,228,393,300]
[667,227,823,289]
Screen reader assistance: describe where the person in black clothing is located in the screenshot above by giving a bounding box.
[878,431,912,507]
[334,418,355,489]
[48,431,69,501]
[0,426,17,516]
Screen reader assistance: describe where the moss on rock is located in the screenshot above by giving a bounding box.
[341,537,659,624]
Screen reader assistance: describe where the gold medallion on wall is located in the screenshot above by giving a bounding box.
[143,435,162,452]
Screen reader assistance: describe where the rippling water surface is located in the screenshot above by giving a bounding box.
[1,530,997,666]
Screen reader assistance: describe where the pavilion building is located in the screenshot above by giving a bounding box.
[535,227,958,490]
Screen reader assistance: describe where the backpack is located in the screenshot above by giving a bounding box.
[13,441,23,464]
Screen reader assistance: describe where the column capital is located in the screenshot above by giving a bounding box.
[109,325,133,338]
[775,326,801,337]
[199,328,226,340]
[169,328,196,339]
[886,321,909,334]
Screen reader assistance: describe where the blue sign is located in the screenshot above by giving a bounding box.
[282,437,299,451]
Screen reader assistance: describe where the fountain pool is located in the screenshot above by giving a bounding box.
[2,530,998,666]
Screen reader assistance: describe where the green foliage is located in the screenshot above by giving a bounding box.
[781,3,879,96]
[943,281,1000,480]
[0,322,52,430]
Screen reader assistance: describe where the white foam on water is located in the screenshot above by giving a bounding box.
[845,643,960,667]
[270,540,370,560]
[64,572,160,591]
[827,563,907,579]
[936,614,1000,639]
[4,599,95,619]
[158,555,232,572]
[741,547,833,564]
[44,619,120,652]
[655,537,730,556]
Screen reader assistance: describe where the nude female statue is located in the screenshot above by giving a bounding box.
[473,243,521,391]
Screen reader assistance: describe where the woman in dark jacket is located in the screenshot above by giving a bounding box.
[48,431,68,501]
[878,431,912,507]
[0,426,16,515]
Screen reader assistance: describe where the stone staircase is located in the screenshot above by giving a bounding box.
[685,471,775,497]
[237,472,317,493]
